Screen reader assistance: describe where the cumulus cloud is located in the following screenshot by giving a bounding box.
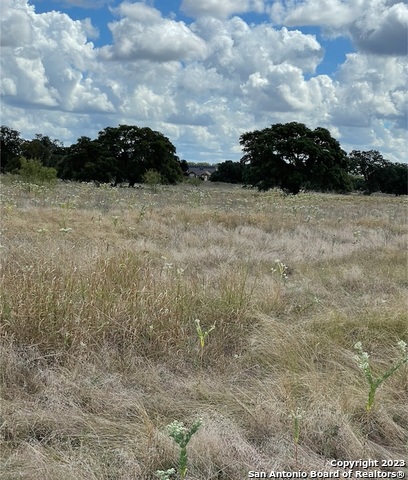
[332,53,407,127]
[338,119,407,163]
[1,1,114,113]
[176,64,226,95]
[272,0,408,56]
[0,0,33,47]
[99,2,209,62]
[193,17,324,77]
[278,0,353,29]
[351,2,408,55]
[181,0,264,19]
[241,67,336,114]
[120,84,177,120]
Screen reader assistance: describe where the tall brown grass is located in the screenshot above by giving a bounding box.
[1,178,407,479]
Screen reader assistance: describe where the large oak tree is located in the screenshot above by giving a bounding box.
[240,122,352,194]
[97,125,183,186]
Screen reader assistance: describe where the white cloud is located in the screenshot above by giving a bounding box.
[181,0,265,19]
[193,18,324,77]
[176,64,225,95]
[1,1,114,113]
[81,17,100,40]
[0,0,33,47]
[240,64,337,119]
[351,2,408,55]
[339,119,407,163]
[0,101,107,144]
[99,2,209,61]
[280,0,353,29]
[121,84,176,120]
[272,0,408,55]
[333,53,407,127]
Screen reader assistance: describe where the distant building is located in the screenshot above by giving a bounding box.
[187,166,218,181]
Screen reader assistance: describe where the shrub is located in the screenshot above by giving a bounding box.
[143,169,162,192]
[17,157,57,184]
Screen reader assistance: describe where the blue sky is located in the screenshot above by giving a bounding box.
[1,0,407,163]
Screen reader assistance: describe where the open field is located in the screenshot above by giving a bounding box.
[1,179,407,479]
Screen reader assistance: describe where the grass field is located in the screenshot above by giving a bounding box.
[1,178,407,479]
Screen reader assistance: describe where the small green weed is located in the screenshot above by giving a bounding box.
[195,319,216,350]
[195,319,215,364]
[354,340,408,412]
[271,260,288,281]
[163,419,202,479]
[290,408,304,468]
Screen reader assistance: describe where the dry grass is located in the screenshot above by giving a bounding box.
[1,178,407,479]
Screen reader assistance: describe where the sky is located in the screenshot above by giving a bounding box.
[1,0,407,164]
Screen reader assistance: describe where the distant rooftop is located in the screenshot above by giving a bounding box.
[187,166,218,175]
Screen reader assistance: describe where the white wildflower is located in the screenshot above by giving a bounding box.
[354,342,370,371]
[397,340,407,356]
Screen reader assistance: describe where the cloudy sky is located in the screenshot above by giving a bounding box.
[1,0,407,163]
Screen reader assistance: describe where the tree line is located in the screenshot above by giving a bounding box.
[212,123,407,195]
[1,122,406,195]
[0,125,187,186]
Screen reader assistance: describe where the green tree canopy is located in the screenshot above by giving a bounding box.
[21,134,65,168]
[380,163,408,195]
[210,160,246,183]
[1,126,23,173]
[58,136,117,183]
[240,122,352,194]
[97,125,183,186]
[349,150,407,195]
